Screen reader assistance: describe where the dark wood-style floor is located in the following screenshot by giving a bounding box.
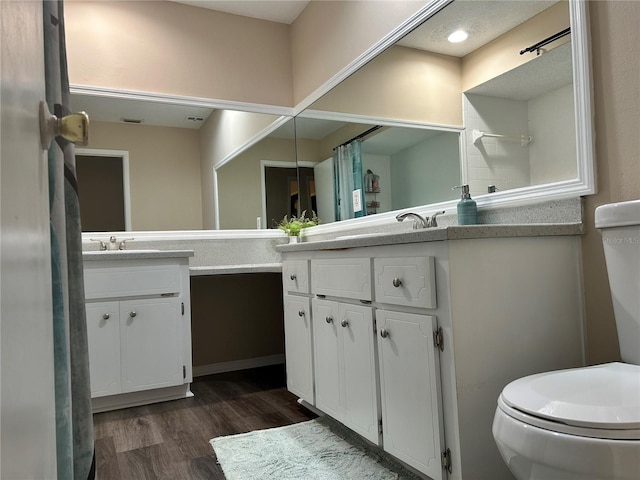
[93,365,317,479]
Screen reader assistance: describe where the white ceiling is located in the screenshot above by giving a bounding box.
[70,94,214,129]
[466,42,573,100]
[172,0,309,24]
[398,0,557,57]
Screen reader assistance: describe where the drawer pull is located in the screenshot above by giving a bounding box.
[102,313,110,320]
[341,319,349,328]
[298,310,305,317]
[325,316,334,324]
[380,329,390,339]
[129,311,137,318]
[290,274,297,281]
[392,278,402,288]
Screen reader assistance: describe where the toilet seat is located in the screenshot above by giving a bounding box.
[499,362,640,440]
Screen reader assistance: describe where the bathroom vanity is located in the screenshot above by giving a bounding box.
[82,250,194,412]
[279,225,586,480]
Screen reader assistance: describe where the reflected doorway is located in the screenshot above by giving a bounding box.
[261,162,316,229]
[75,148,131,232]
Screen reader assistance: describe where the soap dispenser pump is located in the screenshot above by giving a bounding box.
[452,185,478,225]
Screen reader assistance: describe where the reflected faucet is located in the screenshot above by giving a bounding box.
[89,236,135,251]
[396,211,445,229]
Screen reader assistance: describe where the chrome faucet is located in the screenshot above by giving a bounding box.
[89,236,134,250]
[429,211,445,227]
[396,212,429,229]
[396,211,445,229]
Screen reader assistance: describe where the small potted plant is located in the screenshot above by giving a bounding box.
[277,210,319,243]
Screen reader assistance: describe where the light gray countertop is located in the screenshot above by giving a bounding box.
[277,223,584,252]
[82,249,195,261]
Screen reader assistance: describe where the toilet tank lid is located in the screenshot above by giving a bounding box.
[501,363,640,430]
[595,199,640,228]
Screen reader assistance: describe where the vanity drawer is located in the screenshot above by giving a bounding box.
[374,256,436,309]
[282,260,310,294]
[84,264,181,300]
[311,258,372,301]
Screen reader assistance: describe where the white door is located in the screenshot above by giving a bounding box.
[0,1,58,477]
[86,302,121,397]
[312,299,343,421]
[340,303,380,445]
[313,157,336,223]
[120,299,183,393]
[283,295,314,403]
[377,310,445,480]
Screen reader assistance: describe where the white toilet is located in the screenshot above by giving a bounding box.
[492,199,640,480]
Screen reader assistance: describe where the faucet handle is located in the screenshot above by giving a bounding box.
[118,238,135,250]
[428,211,445,227]
[89,238,107,251]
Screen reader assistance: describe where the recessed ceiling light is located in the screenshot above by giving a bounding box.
[448,30,468,43]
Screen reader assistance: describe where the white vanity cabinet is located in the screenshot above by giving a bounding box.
[83,252,193,412]
[280,231,585,480]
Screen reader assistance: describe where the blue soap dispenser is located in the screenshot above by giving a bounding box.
[452,184,478,225]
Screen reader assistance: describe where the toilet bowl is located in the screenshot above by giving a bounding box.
[493,199,640,480]
[493,363,640,480]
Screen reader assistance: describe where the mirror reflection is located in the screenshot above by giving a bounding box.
[294,115,461,223]
[73,0,587,232]
[299,0,575,224]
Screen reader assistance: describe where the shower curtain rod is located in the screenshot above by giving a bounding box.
[334,125,382,149]
[520,27,570,56]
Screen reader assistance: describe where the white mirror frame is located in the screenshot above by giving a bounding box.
[293,0,595,236]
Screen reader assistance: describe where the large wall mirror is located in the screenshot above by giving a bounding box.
[70,91,295,232]
[294,0,594,231]
[73,0,593,234]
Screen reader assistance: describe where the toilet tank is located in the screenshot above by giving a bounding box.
[595,199,640,365]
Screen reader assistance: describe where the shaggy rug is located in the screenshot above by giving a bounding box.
[210,418,419,480]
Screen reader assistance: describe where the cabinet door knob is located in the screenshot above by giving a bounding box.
[129,311,137,318]
[102,313,110,320]
[325,316,333,324]
[298,310,305,317]
[392,278,402,288]
[290,274,297,280]
[341,319,349,328]
[380,329,390,338]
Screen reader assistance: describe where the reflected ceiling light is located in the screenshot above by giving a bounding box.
[448,30,468,43]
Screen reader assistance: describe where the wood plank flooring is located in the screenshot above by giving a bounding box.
[93,364,317,480]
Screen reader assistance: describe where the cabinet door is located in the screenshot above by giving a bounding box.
[86,302,121,398]
[377,310,444,480]
[312,299,343,421]
[283,295,314,404]
[340,303,380,445]
[119,299,183,393]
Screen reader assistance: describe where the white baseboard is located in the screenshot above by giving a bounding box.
[91,383,192,413]
[193,354,285,377]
